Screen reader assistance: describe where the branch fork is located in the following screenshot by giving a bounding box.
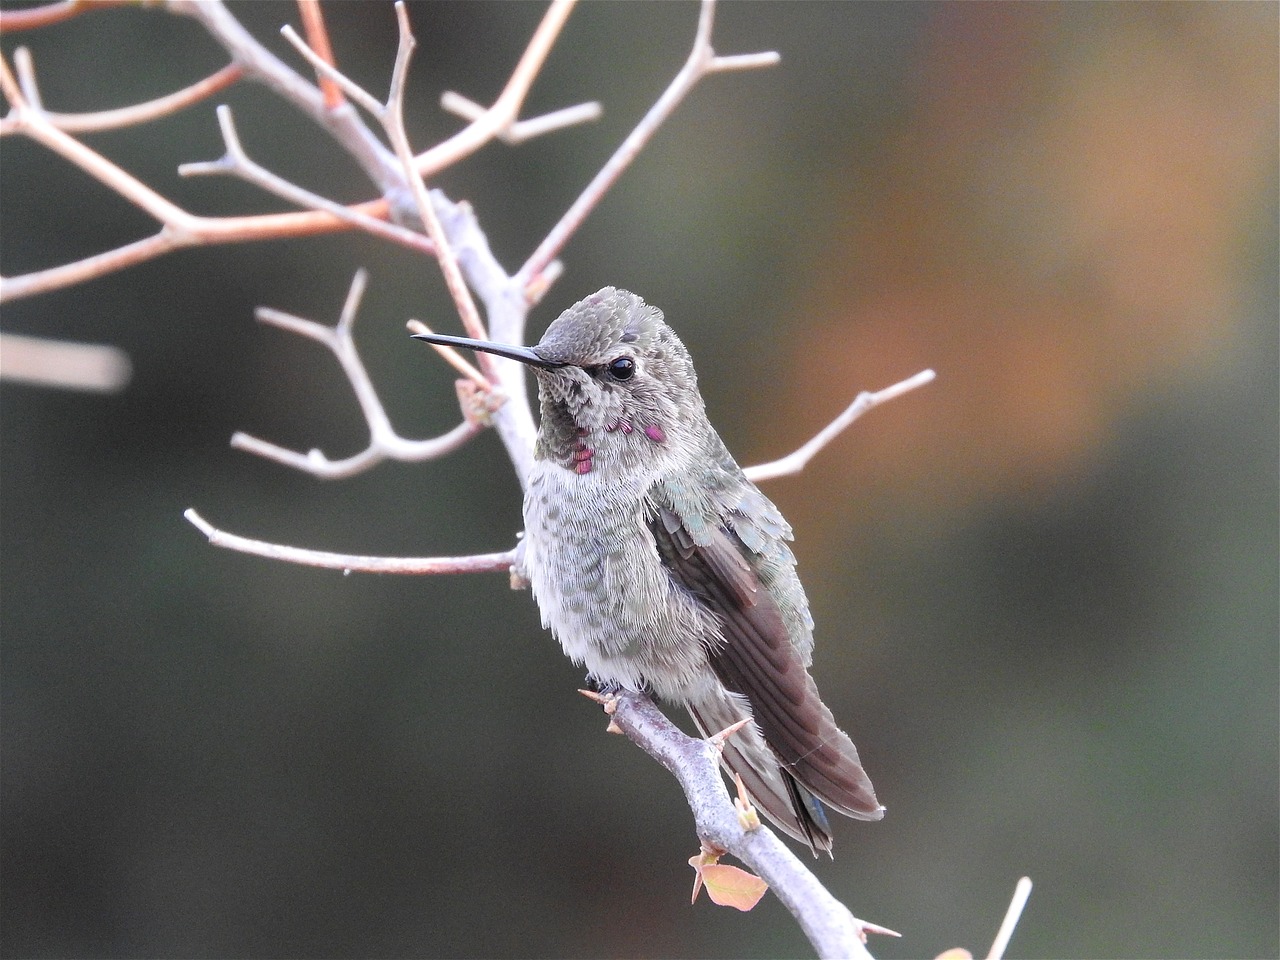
[229,269,481,479]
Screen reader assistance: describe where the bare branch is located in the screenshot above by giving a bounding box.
[415,190,541,486]
[184,510,516,575]
[12,47,243,133]
[2,232,182,302]
[517,0,780,291]
[411,0,580,177]
[178,105,435,253]
[391,5,496,357]
[281,4,494,368]
[0,202,410,304]
[229,271,483,479]
[0,333,131,393]
[0,69,192,225]
[0,52,428,302]
[278,20,386,119]
[744,369,936,483]
[986,877,1033,960]
[0,0,130,32]
[439,91,601,145]
[295,0,345,111]
[170,0,402,194]
[606,691,895,960]
[0,0,582,303]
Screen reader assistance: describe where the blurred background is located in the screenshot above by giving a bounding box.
[2,2,1275,957]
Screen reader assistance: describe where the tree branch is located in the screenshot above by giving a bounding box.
[517,0,779,292]
[987,876,1033,960]
[177,104,435,254]
[744,368,936,483]
[169,0,403,194]
[184,510,516,576]
[0,333,131,393]
[440,90,601,145]
[11,48,243,132]
[0,50,428,303]
[295,0,345,111]
[229,270,483,479]
[411,0,583,177]
[605,691,895,960]
[0,0,130,32]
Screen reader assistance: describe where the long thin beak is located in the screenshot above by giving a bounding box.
[411,332,565,369]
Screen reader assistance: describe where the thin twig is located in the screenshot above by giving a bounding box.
[0,202,403,304]
[412,0,580,177]
[185,510,516,575]
[229,271,483,479]
[0,51,426,303]
[296,0,345,111]
[0,1,587,302]
[419,192,541,487]
[0,0,130,31]
[517,0,780,292]
[178,105,435,255]
[278,20,385,118]
[0,333,132,393]
[0,63,192,225]
[11,49,243,132]
[439,91,601,145]
[986,876,1033,960]
[171,0,403,194]
[280,4,495,373]
[744,369,936,483]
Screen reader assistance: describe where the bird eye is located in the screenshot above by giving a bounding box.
[607,356,635,381]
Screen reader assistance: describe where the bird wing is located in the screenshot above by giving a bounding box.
[648,500,883,827]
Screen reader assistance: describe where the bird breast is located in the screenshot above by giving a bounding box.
[522,459,725,703]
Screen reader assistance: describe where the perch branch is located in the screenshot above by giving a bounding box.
[744,369,936,483]
[606,691,896,960]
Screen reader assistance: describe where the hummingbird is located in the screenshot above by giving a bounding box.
[413,287,883,854]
